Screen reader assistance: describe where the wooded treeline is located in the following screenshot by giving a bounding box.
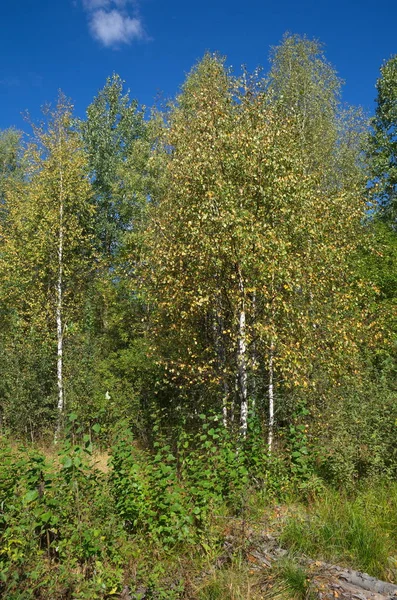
[0,34,396,483]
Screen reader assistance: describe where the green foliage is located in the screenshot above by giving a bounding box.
[109,416,249,546]
[369,54,397,224]
[79,72,161,285]
[0,128,24,203]
[1,413,396,597]
[80,73,148,258]
[63,334,159,439]
[177,414,250,528]
[110,422,195,547]
[0,423,126,598]
[68,74,161,439]
[287,403,312,482]
[312,374,397,486]
[267,33,341,173]
[0,328,56,437]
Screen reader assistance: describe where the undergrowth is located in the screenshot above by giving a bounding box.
[1,415,396,598]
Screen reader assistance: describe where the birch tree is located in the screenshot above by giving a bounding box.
[1,95,94,433]
[142,55,246,424]
[143,51,371,446]
[267,34,368,191]
[264,34,371,447]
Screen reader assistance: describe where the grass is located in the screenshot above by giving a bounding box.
[262,558,317,600]
[280,483,397,582]
[196,557,262,600]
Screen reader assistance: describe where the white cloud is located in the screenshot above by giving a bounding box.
[81,0,145,47]
[89,9,143,46]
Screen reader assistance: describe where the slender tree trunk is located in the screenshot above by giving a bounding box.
[55,166,64,438]
[251,290,258,416]
[238,269,248,437]
[268,271,275,453]
[222,383,229,428]
[230,384,235,424]
[268,341,275,452]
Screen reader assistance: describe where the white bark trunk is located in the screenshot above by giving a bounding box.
[268,270,276,453]
[251,291,258,416]
[222,391,227,429]
[230,388,235,424]
[239,307,248,436]
[55,164,64,437]
[238,271,248,437]
[268,341,274,452]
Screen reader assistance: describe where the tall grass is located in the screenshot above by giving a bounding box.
[280,483,397,581]
[263,558,317,600]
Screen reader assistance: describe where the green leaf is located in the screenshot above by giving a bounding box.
[61,456,73,469]
[23,490,38,504]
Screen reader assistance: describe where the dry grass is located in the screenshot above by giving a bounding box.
[92,450,110,473]
[194,563,263,599]
[2,437,112,474]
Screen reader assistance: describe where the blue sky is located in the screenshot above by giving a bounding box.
[0,0,396,131]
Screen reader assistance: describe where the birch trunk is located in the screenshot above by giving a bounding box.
[238,270,248,437]
[268,271,275,453]
[251,291,258,415]
[268,341,275,452]
[55,163,64,437]
[222,383,229,428]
